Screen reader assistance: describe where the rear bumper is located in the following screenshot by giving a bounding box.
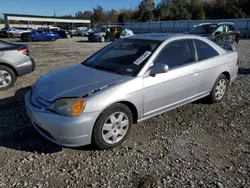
[15,57,36,76]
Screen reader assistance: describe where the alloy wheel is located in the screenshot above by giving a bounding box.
[215,79,227,100]
[0,70,12,88]
[102,112,129,144]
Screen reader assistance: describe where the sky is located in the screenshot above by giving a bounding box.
[1,0,161,17]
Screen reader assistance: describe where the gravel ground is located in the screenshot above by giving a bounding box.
[0,37,249,188]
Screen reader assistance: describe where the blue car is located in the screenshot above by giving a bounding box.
[21,29,60,42]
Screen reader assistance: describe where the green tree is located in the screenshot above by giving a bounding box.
[224,0,246,18]
[155,0,169,20]
[92,5,105,24]
[117,12,129,23]
[190,0,205,20]
[174,0,191,20]
[138,0,155,22]
[108,9,118,23]
[241,0,250,16]
[83,11,93,19]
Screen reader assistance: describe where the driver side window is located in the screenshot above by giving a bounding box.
[154,39,196,69]
[215,25,225,33]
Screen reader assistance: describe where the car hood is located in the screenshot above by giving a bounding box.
[33,64,128,102]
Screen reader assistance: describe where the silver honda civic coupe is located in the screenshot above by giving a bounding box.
[25,33,239,150]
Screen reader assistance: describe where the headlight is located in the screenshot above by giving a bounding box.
[50,98,86,116]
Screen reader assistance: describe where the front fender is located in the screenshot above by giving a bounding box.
[83,77,144,120]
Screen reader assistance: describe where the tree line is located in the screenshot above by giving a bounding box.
[60,0,250,26]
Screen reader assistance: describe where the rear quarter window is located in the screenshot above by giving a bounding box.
[194,39,219,61]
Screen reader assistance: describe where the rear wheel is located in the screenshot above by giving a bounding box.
[207,74,228,103]
[27,36,33,42]
[92,103,133,150]
[0,65,16,91]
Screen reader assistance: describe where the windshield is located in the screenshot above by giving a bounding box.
[95,27,106,33]
[82,39,161,76]
[189,24,217,34]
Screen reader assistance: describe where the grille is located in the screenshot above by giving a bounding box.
[31,89,51,109]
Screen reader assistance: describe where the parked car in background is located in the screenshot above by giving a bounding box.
[25,33,238,150]
[49,27,73,38]
[21,29,60,42]
[88,25,133,42]
[68,29,76,36]
[0,28,9,38]
[77,28,95,36]
[188,22,240,46]
[75,27,88,36]
[0,40,35,90]
[7,27,33,38]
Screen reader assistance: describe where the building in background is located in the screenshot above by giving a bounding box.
[2,13,91,29]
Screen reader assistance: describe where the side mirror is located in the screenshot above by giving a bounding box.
[215,31,222,36]
[148,63,169,76]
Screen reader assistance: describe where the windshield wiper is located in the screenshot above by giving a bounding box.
[85,64,123,75]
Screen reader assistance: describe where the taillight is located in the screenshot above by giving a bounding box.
[236,57,240,65]
[18,46,29,55]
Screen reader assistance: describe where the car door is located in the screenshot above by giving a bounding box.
[143,39,200,118]
[227,25,237,44]
[214,25,226,42]
[193,39,220,94]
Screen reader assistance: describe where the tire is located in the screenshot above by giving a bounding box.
[0,65,16,91]
[100,36,105,43]
[92,103,133,150]
[27,36,33,42]
[50,36,56,41]
[207,74,228,103]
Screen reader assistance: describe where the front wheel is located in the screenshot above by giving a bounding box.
[50,36,56,41]
[66,34,71,38]
[0,65,16,91]
[92,103,133,150]
[100,36,105,43]
[207,74,228,103]
[27,36,33,42]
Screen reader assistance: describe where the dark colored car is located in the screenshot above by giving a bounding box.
[49,27,73,38]
[0,28,9,38]
[188,22,240,46]
[88,25,123,42]
[0,40,35,90]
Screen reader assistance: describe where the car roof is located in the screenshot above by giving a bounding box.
[127,33,192,41]
[196,22,235,27]
[218,22,235,26]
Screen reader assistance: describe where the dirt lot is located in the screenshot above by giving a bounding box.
[0,37,249,188]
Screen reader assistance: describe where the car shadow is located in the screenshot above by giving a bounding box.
[238,68,250,75]
[76,40,94,43]
[0,86,95,154]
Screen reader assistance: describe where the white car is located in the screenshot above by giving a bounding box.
[7,27,33,38]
